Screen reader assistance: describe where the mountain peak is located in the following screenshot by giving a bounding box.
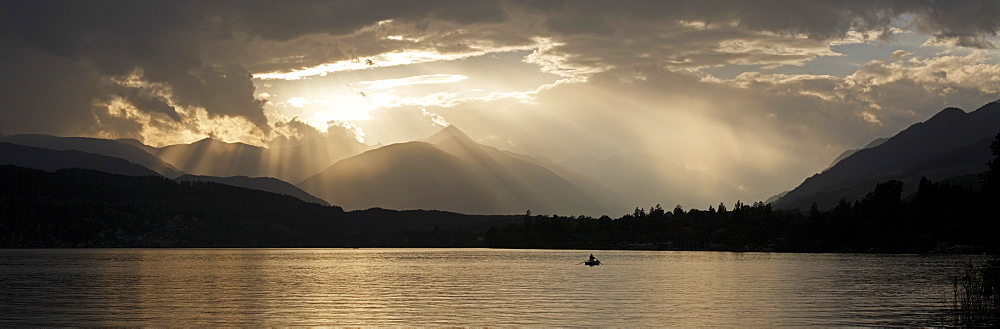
[970,99,1000,119]
[193,137,221,145]
[928,107,966,121]
[426,125,474,144]
[862,137,889,150]
[188,138,258,149]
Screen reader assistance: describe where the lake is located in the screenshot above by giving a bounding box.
[0,248,986,326]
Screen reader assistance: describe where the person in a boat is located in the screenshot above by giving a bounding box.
[588,254,597,262]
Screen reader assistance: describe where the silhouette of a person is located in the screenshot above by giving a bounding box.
[589,254,596,262]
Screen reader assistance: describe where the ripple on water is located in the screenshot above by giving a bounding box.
[0,248,985,326]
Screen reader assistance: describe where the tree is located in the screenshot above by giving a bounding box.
[633,207,646,217]
[984,131,1000,194]
[649,204,665,217]
[861,180,903,207]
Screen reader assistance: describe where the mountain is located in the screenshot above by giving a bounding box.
[775,101,1000,210]
[300,141,499,214]
[559,152,746,210]
[0,142,161,177]
[824,137,889,171]
[298,125,615,216]
[175,174,329,206]
[144,136,368,183]
[1,164,520,248]
[153,138,267,178]
[115,138,160,154]
[764,190,790,204]
[427,126,620,215]
[765,137,889,204]
[500,150,627,213]
[0,134,183,177]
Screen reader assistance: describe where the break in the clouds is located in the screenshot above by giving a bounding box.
[2,0,1000,201]
[359,74,468,90]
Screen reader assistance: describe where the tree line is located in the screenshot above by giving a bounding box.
[484,131,1000,253]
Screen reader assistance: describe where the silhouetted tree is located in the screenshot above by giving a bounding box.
[649,204,665,217]
[984,130,1000,195]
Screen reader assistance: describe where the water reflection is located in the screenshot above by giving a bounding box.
[0,249,985,326]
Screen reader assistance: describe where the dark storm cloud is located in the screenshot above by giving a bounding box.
[0,0,505,136]
[1,0,998,139]
[906,0,1000,48]
[1,1,237,134]
[110,86,181,122]
[520,0,1000,41]
[0,46,107,136]
[207,0,505,41]
[506,0,1000,74]
[166,64,267,127]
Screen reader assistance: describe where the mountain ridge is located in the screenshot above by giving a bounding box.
[141,135,368,183]
[0,134,183,177]
[774,100,1000,210]
[0,142,162,177]
[299,126,615,216]
[175,174,330,206]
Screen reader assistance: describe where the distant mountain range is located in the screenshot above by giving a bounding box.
[0,142,161,177]
[138,135,368,183]
[823,138,889,171]
[1,134,183,177]
[4,126,752,216]
[559,152,746,211]
[0,165,520,248]
[774,101,1000,210]
[0,136,329,205]
[298,125,616,215]
[5,99,996,217]
[764,137,889,205]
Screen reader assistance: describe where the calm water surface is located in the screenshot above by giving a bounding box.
[0,248,986,326]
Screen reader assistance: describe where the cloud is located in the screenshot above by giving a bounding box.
[0,1,273,138]
[359,74,468,90]
[286,97,311,108]
[847,51,1000,95]
[905,0,1000,48]
[237,1,1000,83]
[271,117,365,146]
[394,47,999,201]
[0,1,508,141]
[421,107,451,127]
[252,41,542,80]
[2,0,999,164]
[718,50,1000,135]
[497,1,1000,80]
[0,47,108,136]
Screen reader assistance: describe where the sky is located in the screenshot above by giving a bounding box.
[2,0,1000,201]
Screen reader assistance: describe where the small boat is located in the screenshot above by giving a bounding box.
[582,253,602,266]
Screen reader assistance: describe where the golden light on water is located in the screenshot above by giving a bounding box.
[3,249,976,326]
